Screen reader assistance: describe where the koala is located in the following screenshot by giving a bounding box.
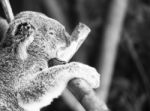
[0,11,100,111]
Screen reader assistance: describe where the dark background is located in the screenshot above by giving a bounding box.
[0,0,150,111]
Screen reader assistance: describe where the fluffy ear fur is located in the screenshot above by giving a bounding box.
[0,17,9,44]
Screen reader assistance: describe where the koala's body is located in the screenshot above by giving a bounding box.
[0,11,100,111]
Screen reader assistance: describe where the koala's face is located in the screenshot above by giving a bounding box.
[5,11,71,59]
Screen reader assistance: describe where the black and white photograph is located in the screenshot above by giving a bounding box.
[0,0,149,111]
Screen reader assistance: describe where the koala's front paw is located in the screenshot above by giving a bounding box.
[69,62,100,89]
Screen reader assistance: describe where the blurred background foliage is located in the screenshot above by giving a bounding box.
[0,0,150,111]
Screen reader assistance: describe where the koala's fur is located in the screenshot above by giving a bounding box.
[0,11,100,111]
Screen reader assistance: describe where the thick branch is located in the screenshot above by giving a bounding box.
[68,79,108,111]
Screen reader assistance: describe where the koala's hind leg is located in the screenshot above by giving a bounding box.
[17,62,100,111]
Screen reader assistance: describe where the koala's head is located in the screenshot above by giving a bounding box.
[3,11,71,60]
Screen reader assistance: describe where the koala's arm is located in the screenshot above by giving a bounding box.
[17,62,100,111]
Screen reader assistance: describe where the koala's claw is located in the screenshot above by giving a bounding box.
[69,62,100,89]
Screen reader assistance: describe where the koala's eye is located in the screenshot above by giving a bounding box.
[15,23,34,37]
[48,30,55,36]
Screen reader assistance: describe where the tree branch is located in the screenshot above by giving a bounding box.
[68,79,108,111]
[0,0,14,23]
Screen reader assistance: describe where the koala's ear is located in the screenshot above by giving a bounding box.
[10,21,35,60]
[0,17,9,44]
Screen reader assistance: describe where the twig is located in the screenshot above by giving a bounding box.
[0,0,14,23]
[57,23,91,62]
[96,0,129,102]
